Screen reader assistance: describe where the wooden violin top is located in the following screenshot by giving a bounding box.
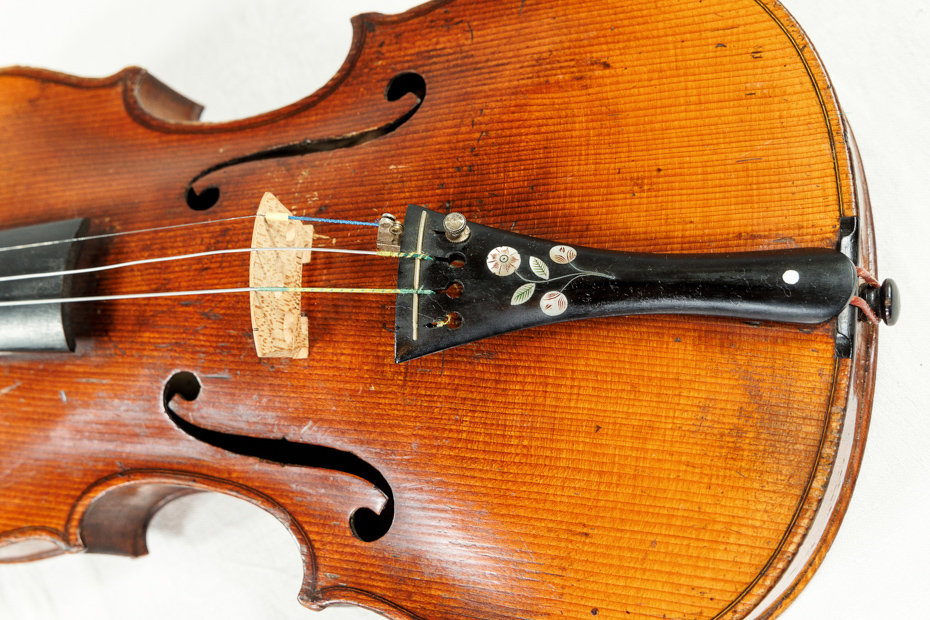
[0,1,924,620]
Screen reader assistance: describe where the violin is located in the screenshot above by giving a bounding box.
[0,0,911,619]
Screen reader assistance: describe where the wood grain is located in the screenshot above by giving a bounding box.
[249,193,313,359]
[0,1,879,619]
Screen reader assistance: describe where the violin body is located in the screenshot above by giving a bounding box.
[0,1,882,619]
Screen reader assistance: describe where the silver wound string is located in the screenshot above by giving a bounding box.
[0,247,430,283]
[0,215,260,254]
[0,287,435,308]
[0,210,382,254]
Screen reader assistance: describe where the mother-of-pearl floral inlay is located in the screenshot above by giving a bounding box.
[487,244,611,317]
[540,291,569,316]
[486,246,521,276]
[549,245,577,264]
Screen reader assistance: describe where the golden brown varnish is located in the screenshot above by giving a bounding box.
[0,1,878,619]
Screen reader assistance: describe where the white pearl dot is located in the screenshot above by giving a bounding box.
[783,270,800,285]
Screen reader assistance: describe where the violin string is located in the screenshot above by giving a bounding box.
[0,211,423,306]
[0,287,435,308]
[0,215,257,254]
[0,212,380,254]
[0,247,432,283]
[279,214,379,227]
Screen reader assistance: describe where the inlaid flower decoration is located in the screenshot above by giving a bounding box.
[487,244,612,317]
[549,245,577,264]
[486,246,521,276]
[540,291,569,316]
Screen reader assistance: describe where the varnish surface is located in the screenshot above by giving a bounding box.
[0,1,877,619]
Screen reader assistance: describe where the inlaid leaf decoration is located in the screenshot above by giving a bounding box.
[511,283,535,305]
[530,256,550,280]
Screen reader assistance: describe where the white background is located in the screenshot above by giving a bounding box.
[0,1,926,619]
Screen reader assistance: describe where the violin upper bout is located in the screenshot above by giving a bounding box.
[0,65,201,125]
[131,70,204,122]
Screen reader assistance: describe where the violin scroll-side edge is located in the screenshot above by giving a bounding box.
[0,66,204,125]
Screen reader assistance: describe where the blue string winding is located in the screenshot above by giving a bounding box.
[287,215,379,227]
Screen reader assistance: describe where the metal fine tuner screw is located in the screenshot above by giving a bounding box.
[443,212,471,243]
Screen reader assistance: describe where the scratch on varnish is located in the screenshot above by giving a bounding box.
[735,139,772,162]
[0,382,21,396]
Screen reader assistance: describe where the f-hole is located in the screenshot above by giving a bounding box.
[163,371,393,542]
[185,71,427,211]
[186,186,220,211]
[385,71,426,102]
